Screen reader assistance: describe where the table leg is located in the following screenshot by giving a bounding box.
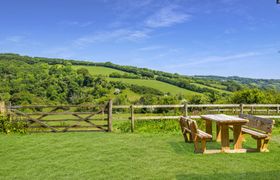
[233,125,243,150]
[205,120,212,140]
[216,123,221,142]
[221,125,230,152]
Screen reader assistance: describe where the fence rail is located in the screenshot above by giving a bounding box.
[112,103,280,132]
[1,101,280,133]
[1,100,113,133]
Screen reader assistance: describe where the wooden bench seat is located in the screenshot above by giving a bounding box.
[179,117,212,153]
[241,127,268,139]
[238,114,275,152]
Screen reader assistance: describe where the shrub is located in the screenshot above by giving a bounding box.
[0,114,27,134]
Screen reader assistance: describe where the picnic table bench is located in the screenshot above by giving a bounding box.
[179,117,212,154]
[237,114,275,152]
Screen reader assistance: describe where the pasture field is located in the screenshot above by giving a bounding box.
[72,65,202,97]
[109,78,201,97]
[72,65,127,76]
[190,83,231,94]
[1,120,280,179]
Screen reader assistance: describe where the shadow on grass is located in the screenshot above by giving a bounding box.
[168,140,223,155]
[176,170,280,180]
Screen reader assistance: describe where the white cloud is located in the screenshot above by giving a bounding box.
[167,52,261,68]
[58,21,93,27]
[73,29,150,47]
[137,45,163,51]
[145,5,191,28]
[6,36,25,43]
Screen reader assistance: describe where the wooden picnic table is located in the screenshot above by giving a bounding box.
[200,114,248,153]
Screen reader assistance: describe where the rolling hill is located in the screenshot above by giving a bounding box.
[1,53,280,105]
[72,65,202,98]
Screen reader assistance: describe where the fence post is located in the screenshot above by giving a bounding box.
[0,101,6,115]
[184,103,188,117]
[277,105,280,114]
[130,105,134,133]
[250,106,254,114]
[107,100,113,132]
[240,104,244,114]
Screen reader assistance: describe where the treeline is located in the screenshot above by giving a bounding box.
[0,59,115,105]
[0,53,256,94]
[0,56,167,105]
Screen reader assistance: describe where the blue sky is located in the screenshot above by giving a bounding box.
[0,0,280,79]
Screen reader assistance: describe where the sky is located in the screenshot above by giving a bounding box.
[0,0,280,79]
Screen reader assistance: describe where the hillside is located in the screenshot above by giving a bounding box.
[1,53,280,105]
[72,65,202,97]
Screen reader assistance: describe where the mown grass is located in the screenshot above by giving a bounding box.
[1,131,280,179]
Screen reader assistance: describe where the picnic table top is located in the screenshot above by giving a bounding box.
[200,114,249,124]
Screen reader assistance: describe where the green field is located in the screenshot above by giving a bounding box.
[109,78,201,97]
[191,83,232,94]
[72,65,127,76]
[1,131,280,179]
[72,65,202,98]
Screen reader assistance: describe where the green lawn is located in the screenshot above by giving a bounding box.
[109,78,202,97]
[1,131,280,179]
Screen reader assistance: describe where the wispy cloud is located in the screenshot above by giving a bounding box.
[73,29,150,47]
[58,21,93,27]
[145,5,191,28]
[6,35,25,43]
[167,52,262,68]
[136,45,163,51]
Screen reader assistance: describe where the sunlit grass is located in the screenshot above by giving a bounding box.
[1,131,280,179]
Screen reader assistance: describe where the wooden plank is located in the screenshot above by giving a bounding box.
[26,112,100,115]
[221,125,230,152]
[40,119,106,122]
[28,129,107,133]
[133,105,184,108]
[233,125,243,150]
[28,125,108,128]
[130,105,134,133]
[240,104,244,114]
[184,103,188,117]
[216,123,221,142]
[135,116,180,120]
[201,114,248,123]
[0,101,6,114]
[113,105,130,109]
[239,114,274,133]
[205,120,212,139]
[10,105,100,109]
[72,113,106,130]
[11,109,57,132]
[107,100,113,132]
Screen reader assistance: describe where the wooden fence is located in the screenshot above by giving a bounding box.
[1,101,280,133]
[112,104,280,132]
[2,100,113,133]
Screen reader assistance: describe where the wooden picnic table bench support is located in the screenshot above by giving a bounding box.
[201,114,248,153]
[220,124,230,152]
[216,123,221,142]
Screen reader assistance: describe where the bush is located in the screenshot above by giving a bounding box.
[0,115,27,134]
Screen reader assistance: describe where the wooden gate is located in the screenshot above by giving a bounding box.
[8,100,112,133]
